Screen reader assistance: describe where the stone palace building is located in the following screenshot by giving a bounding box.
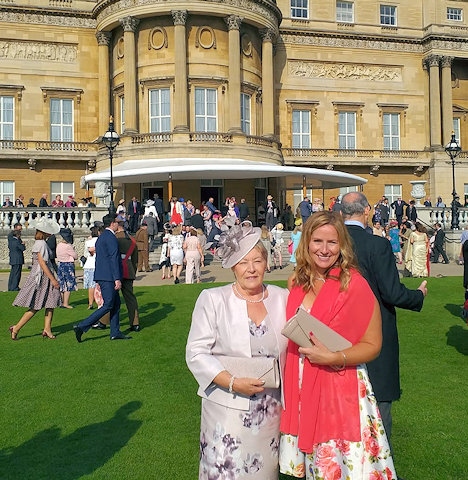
[1,0,468,215]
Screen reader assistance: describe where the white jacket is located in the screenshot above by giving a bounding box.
[186,283,288,410]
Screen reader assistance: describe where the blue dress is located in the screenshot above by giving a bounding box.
[388,227,401,253]
[289,231,302,265]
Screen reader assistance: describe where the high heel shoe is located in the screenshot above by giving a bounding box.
[41,331,56,339]
[9,326,18,341]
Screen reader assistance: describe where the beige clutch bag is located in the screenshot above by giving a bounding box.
[216,355,280,388]
[281,308,352,352]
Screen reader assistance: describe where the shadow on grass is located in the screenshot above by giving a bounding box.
[0,401,142,479]
[444,302,463,317]
[446,324,468,355]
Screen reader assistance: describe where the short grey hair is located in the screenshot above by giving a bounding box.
[341,192,369,217]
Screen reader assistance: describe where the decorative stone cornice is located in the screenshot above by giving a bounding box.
[260,28,277,43]
[96,31,112,47]
[119,16,140,33]
[171,10,187,26]
[225,15,243,31]
[0,7,95,28]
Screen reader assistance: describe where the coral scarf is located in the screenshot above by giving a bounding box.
[280,268,375,453]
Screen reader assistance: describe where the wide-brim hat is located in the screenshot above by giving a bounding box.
[144,199,155,207]
[267,195,273,200]
[276,222,284,230]
[215,221,261,269]
[294,218,303,226]
[35,216,60,235]
[59,227,74,244]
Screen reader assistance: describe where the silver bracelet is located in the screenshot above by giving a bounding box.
[228,375,236,393]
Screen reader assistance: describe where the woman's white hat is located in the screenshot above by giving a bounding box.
[35,216,60,235]
[215,221,261,269]
[144,199,155,207]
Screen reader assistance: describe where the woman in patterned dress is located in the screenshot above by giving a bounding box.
[279,211,396,479]
[56,228,78,308]
[10,217,61,340]
[167,225,184,284]
[186,221,288,479]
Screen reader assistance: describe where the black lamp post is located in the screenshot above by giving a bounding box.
[101,116,120,216]
[445,132,462,230]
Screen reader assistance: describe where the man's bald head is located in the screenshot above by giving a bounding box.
[341,192,370,220]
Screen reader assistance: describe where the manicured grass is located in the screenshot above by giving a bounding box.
[0,277,466,479]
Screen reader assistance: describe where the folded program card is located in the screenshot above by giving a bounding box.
[281,308,352,351]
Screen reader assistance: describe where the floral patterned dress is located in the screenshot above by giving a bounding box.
[280,363,396,479]
[199,315,282,479]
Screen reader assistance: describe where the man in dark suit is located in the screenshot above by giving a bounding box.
[8,223,25,291]
[390,197,408,226]
[74,214,131,341]
[405,200,418,222]
[153,193,164,231]
[432,222,449,263]
[341,192,427,455]
[127,196,142,233]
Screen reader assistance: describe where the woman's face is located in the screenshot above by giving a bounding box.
[232,247,267,292]
[308,224,341,274]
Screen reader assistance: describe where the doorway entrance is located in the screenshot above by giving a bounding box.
[200,187,222,212]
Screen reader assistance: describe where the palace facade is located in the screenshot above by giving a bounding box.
[1,0,467,215]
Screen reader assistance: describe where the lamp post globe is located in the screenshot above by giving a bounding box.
[445,132,462,230]
[101,116,120,216]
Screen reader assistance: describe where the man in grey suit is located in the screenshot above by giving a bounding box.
[74,214,131,341]
[8,223,25,291]
[341,192,427,460]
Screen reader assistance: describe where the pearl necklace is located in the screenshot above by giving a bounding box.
[233,283,266,303]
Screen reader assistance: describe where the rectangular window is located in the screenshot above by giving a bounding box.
[195,88,217,132]
[0,96,14,140]
[291,0,308,19]
[51,181,74,200]
[384,184,401,206]
[447,8,463,21]
[380,5,397,26]
[383,113,400,150]
[240,93,251,135]
[453,118,461,144]
[338,111,356,149]
[292,110,311,148]
[120,96,125,133]
[336,1,354,23]
[50,98,73,142]
[0,180,14,206]
[149,88,171,133]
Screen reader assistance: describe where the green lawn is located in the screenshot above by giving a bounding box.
[0,278,466,479]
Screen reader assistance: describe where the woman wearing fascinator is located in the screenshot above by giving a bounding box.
[186,221,288,479]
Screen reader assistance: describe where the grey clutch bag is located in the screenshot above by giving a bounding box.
[281,308,352,352]
[216,355,280,388]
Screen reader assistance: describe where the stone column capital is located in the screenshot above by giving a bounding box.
[440,55,454,68]
[119,16,140,33]
[225,15,243,31]
[259,28,277,43]
[171,10,188,26]
[424,54,440,69]
[96,31,112,46]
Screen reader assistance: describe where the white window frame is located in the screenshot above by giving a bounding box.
[447,7,463,21]
[0,96,14,140]
[50,98,73,142]
[453,118,461,144]
[292,109,311,148]
[339,186,358,196]
[0,180,14,206]
[195,87,217,132]
[383,112,400,150]
[384,184,402,206]
[380,5,397,26]
[240,93,251,135]
[336,1,354,23]
[338,111,356,149]
[291,0,308,19]
[120,96,125,134]
[51,181,74,201]
[149,88,171,133]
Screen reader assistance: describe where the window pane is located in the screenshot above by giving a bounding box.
[149,88,171,133]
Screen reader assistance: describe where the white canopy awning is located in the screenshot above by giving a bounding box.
[85,158,366,189]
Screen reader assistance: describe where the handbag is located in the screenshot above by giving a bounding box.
[288,241,293,255]
[281,308,352,351]
[80,255,87,265]
[215,355,280,388]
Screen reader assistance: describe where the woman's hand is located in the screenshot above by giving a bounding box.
[298,334,337,366]
[232,377,265,397]
[52,279,60,289]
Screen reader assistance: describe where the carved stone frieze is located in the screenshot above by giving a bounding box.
[288,60,402,82]
[0,39,77,63]
[0,10,95,28]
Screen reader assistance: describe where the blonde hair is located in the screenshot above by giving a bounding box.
[260,224,270,240]
[292,211,358,291]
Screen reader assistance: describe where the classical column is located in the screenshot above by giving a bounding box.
[425,55,442,148]
[96,31,112,135]
[225,15,243,134]
[260,28,276,138]
[120,16,140,134]
[441,55,454,145]
[171,10,189,132]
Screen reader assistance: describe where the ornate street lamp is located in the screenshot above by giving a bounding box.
[445,132,462,230]
[101,116,120,216]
